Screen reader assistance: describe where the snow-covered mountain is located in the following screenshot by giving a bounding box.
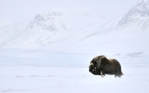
[1,0,149,57]
[118,0,149,29]
[0,19,29,47]
[1,8,111,49]
[0,0,138,49]
[42,0,149,54]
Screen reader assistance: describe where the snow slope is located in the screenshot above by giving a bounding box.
[1,8,111,49]
[0,0,139,49]
[1,0,148,57]
[0,19,30,49]
[118,0,149,29]
[43,0,149,56]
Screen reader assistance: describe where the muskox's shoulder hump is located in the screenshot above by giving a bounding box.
[95,55,106,60]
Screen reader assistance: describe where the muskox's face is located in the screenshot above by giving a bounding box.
[89,63,96,73]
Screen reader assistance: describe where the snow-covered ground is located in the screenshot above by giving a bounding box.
[0,65,149,93]
[0,49,149,93]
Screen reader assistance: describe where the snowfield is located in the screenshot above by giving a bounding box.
[0,49,149,93]
[0,66,149,93]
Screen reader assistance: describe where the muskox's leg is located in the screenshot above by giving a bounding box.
[114,73,118,78]
[116,64,123,78]
[114,67,121,78]
[114,67,119,78]
[100,71,105,77]
[115,74,121,78]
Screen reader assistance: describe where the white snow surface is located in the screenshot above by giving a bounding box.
[0,64,149,93]
[0,49,149,93]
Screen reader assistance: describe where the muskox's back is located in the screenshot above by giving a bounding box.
[104,59,123,76]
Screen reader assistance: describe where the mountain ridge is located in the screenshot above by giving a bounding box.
[0,0,148,55]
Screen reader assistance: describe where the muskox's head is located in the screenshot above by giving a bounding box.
[89,63,96,73]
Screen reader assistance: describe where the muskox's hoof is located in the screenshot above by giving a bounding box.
[101,75,105,77]
[115,74,123,78]
[115,76,121,78]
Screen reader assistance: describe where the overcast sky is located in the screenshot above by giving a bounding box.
[0,0,67,21]
[0,0,139,21]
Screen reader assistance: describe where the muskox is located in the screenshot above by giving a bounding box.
[89,55,123,77]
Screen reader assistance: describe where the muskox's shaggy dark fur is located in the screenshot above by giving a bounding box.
[89,55,123,77]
